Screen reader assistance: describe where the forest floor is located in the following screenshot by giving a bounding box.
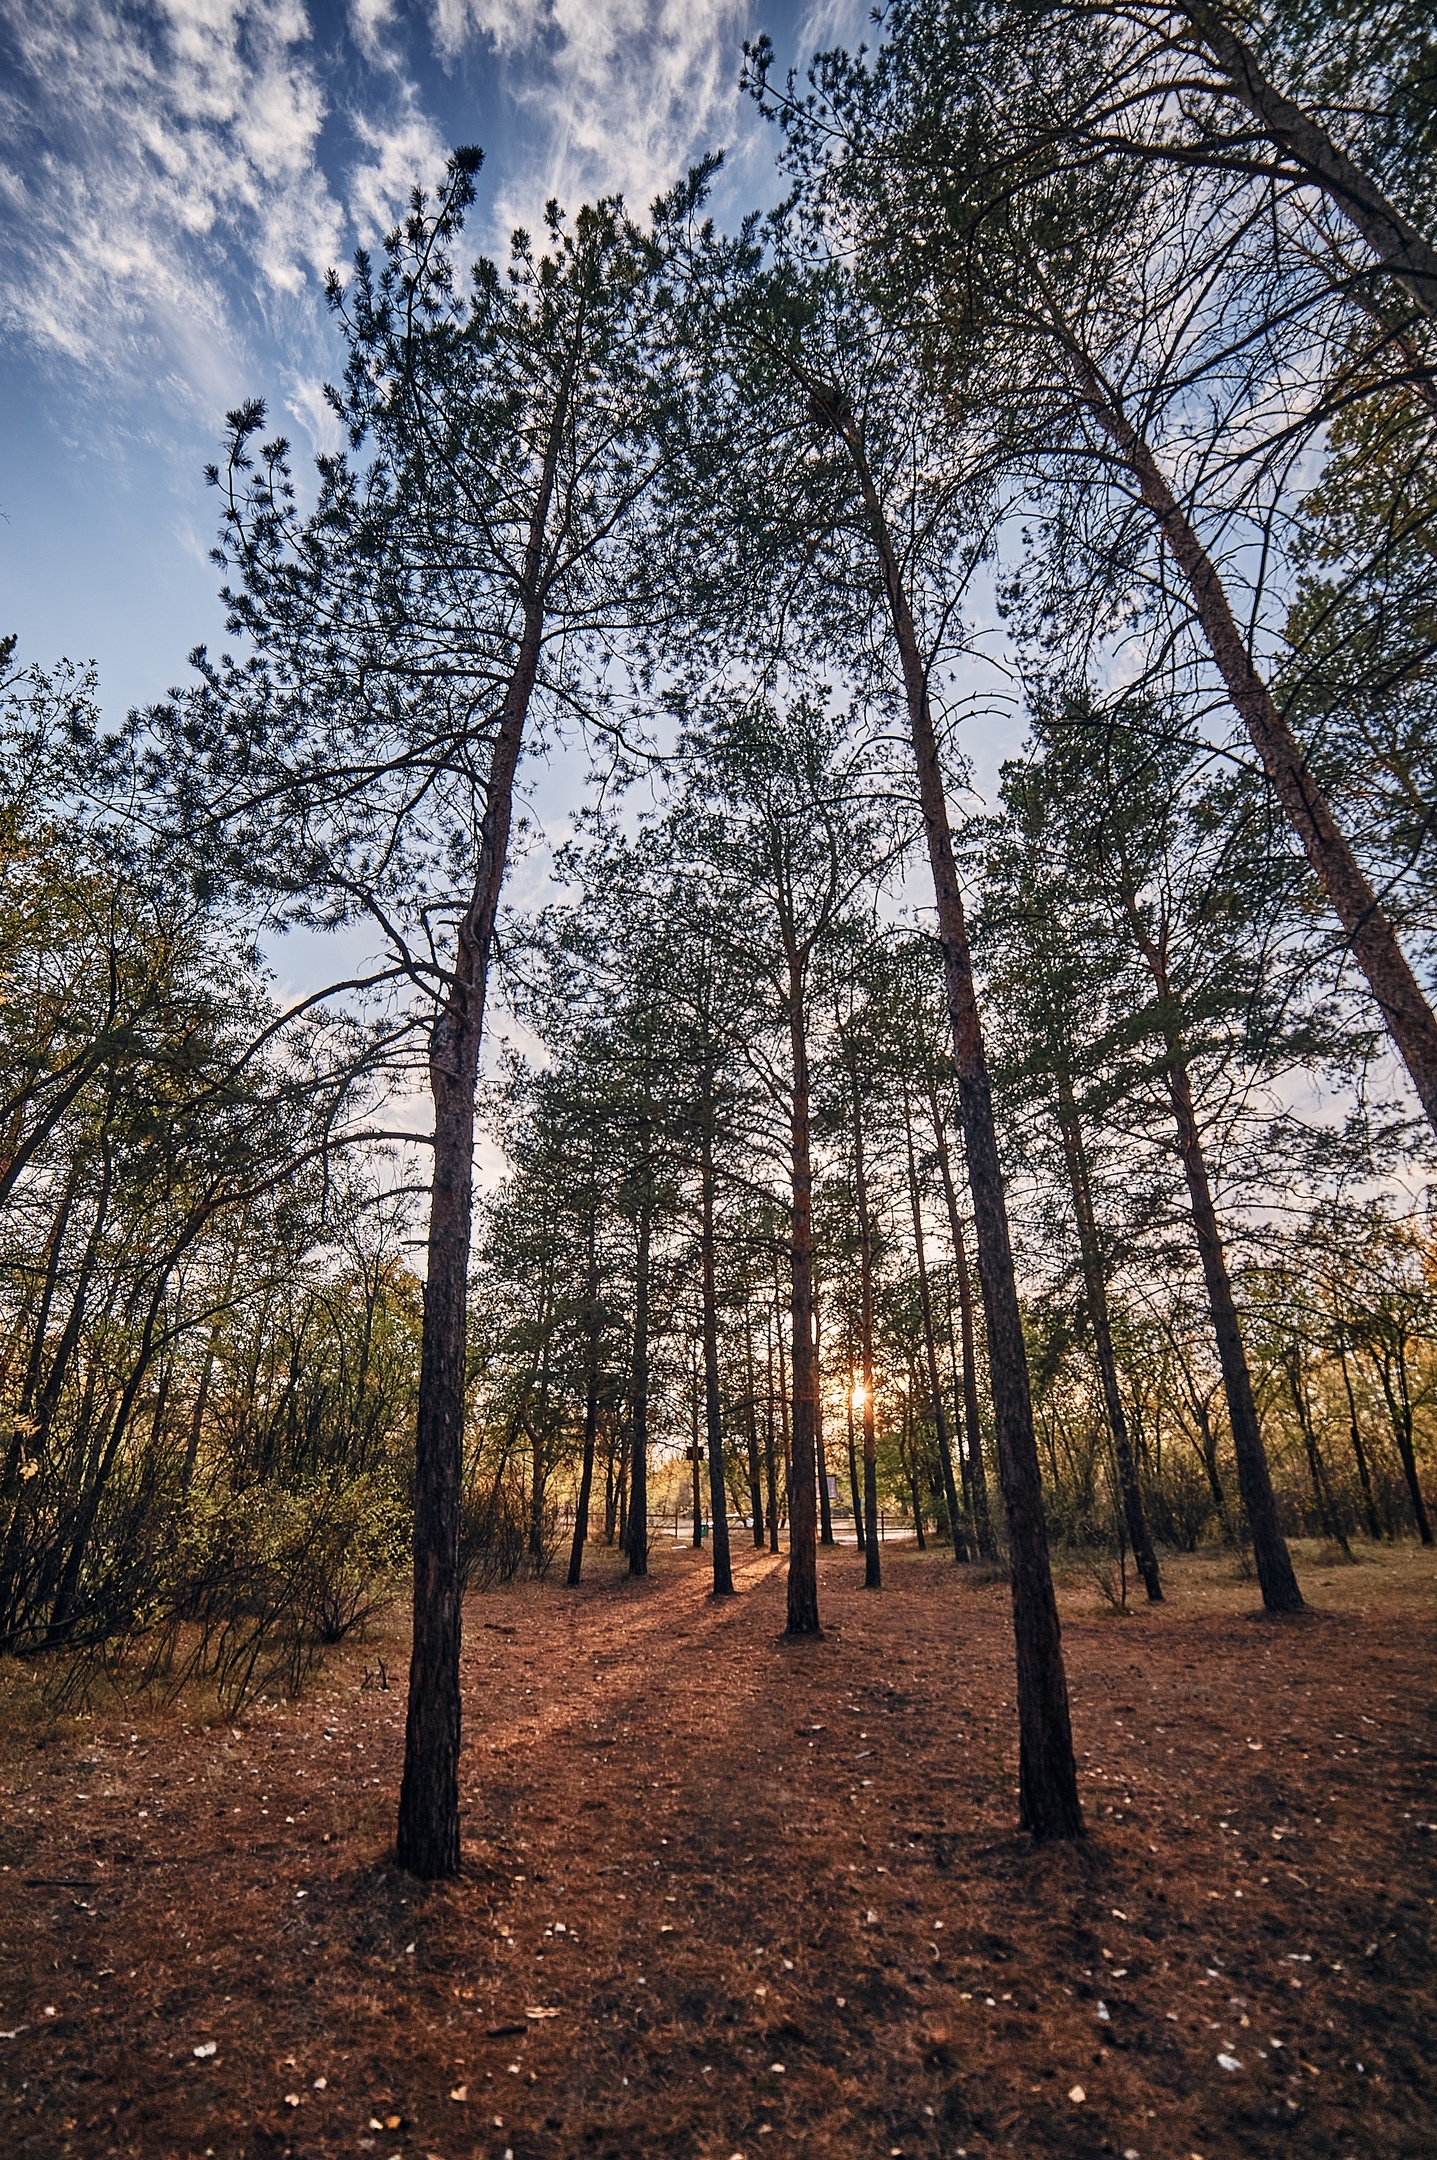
[1,1537,1434,2160]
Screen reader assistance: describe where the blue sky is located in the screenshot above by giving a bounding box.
[0,0,859,720]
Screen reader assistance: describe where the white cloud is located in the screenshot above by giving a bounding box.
[347,0,397,67]
[0,0,340,403]
[430,0,547,64]
[347,99,451,242]
[283,369,342,456]
[431,0,752,232]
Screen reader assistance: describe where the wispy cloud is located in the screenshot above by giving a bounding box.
[0,0,822,441]
[0,0,460,446]
[434,0,752,233]
[347,99,451,243]
[0,0,340,400]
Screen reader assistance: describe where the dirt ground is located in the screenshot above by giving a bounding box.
[1,1536,1434,2160]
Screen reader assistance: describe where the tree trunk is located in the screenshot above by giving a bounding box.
[528,1247,554,1563]
[814,1291,835,1547]
[1369,1343,1433,1544]
[846,1380,865,1550]
[784,961,821,1635]
[603,1420,618,1546]
[701,1126,735,1594]
[0,1164,82,1572]
[1336,1336,1383,1539]
[48,1251,180,1643]
[929,1085,997,1559]
[744,1299,766,1547]
[1286,1350,1350,1557]
[823,393,1080,1836]
[764,1315,780,1554]
[1078,358,1437,1138]
[397,611,537,1880]
[903,1392,927,1548]
[183,1266,235,1497]
[903,1081,966,1561]
[846,1046,882,1590]
[1174,0,1437,321]
[1052,1066,1163,1600]
[628,1193,654,1577]
[617,1438,629,1554]
[945,1315,973,1526]
[1162,1040,1305,1610]
[567,1218,601,1589]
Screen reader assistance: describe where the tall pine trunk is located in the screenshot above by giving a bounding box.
[785,954,821,1634]
[822,392,1080,1836]
[1112,881,1302,1610]
[1174,0,1437,321]
[701,1124,736,1593]
[845,1044,882,1590]
[744,1301,766,1546]
[764,1316,780,1554]
[1336,1339,1383,1539]
[1052,1067,1162,1600]
[903,1081,966,1561]
[396,611,538,1878]
[628,1193,653,1578]
[567,1213,601,1589]
[1076,355,1437,1136]
[846,1378,866,1551]
[1163,1036,1304,1610]
[928,1085,997,1559]
[814,1292,835,1547]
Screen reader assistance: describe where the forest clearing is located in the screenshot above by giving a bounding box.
[3,1539,1434,2160]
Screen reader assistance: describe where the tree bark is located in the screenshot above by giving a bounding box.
[0,1162,81,1535]
[1173,0,1437,321]
[823,392,1080,1836]
[1368,1341,1433,1544]
[744,1299,766,1546]
[784,958,821,1635]
[528,1241,555,1562]
[1162,1039,1305,1609]
[567,1214,601,1588]
[764,1314,780,1554]
[616,1438,629,1553]
[1285,1350,1350,1557]
[1336,1335,1383,1539]
[1052,1067,1163,1600]
[846,1380,865,1550]
[1078,360,1437,1139]
[814,1291,835,1547]
[396,612,538,1879]
[628,1193,653,1577]
[905,1393,928,1549]
[903,1080,967,1561]
[698,1109,734,1623]
[928,1085,997,1559]
[845,1043,882,1590]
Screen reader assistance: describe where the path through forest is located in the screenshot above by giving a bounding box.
[2,1544,1433,2158]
